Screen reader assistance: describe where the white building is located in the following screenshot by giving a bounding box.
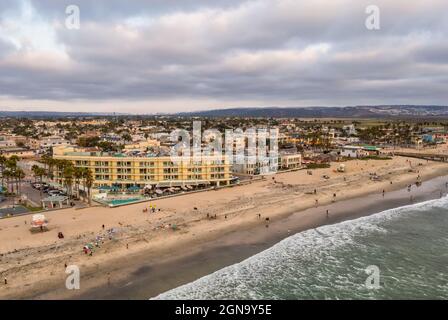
[279,151,302,170]
[39,136,70,149]
[340,146,368,158]
[342,124,357,136]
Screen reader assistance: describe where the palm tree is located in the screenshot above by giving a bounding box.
[2,169,12,194]
[0,155,6,190]
[73,167,84,199]
[63,164,74,199]
[14,168,25,198]
[84,168,94,206]
[32,165,46,201]
[5,158,18,194]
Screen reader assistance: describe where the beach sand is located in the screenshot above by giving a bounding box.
[1,155,448,299]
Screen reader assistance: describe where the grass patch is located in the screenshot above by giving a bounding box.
[24,205,43,212]
[359,155,393,160]
[306,163,331,169]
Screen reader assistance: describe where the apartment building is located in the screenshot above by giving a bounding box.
[0,147,35,159]
[52,146,232,189]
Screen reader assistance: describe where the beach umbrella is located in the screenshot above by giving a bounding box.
[127,186,141,192]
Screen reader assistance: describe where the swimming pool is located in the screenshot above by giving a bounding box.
[106,198,143,206]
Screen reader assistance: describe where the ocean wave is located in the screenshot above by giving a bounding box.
[153,196,448,300]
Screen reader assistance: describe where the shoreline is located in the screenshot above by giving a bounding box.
[78,174,448,300]
[1,156,448,300]
[34,172,448,299]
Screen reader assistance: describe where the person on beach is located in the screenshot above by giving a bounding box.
[258,213,261,219]
[315,199,318,206]
[326,210,329,218]
[382,190,385,197]
[102,224,105,230]
[4,278,6,285]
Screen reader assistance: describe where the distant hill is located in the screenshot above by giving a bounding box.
[1,105,448,119]
[177,105,448,118]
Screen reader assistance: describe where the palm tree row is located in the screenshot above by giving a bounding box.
[0,155,26,197]
[40,157,94,205]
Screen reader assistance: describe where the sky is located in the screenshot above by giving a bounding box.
[0,0,447,114]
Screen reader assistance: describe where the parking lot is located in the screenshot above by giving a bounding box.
[0,181,87,212]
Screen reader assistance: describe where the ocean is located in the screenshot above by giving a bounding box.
[154,196,448,299]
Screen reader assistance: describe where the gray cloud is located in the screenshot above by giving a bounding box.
[0,0,448,112]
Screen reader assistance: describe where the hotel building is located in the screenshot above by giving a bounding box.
[52,146,233,190]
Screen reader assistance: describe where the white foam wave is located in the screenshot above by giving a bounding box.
[153,196,448,300]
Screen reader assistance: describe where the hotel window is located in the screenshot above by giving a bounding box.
[164,175,178,180]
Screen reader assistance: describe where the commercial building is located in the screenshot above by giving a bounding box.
[52,146,232,190]
[279,151,302,170]
[0,147,35,159]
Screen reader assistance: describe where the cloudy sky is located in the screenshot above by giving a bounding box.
[0,0,447,114]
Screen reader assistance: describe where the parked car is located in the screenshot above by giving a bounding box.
[48,190,62,196]
[31,183,42,189]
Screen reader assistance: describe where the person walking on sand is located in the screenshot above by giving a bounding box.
[382,190,385,197]
[315,199,318,206]
[326,210,329,219]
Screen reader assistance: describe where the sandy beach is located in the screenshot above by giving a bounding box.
[1,155,448,299]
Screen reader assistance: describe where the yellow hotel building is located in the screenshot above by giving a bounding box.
[53,146,232,189]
